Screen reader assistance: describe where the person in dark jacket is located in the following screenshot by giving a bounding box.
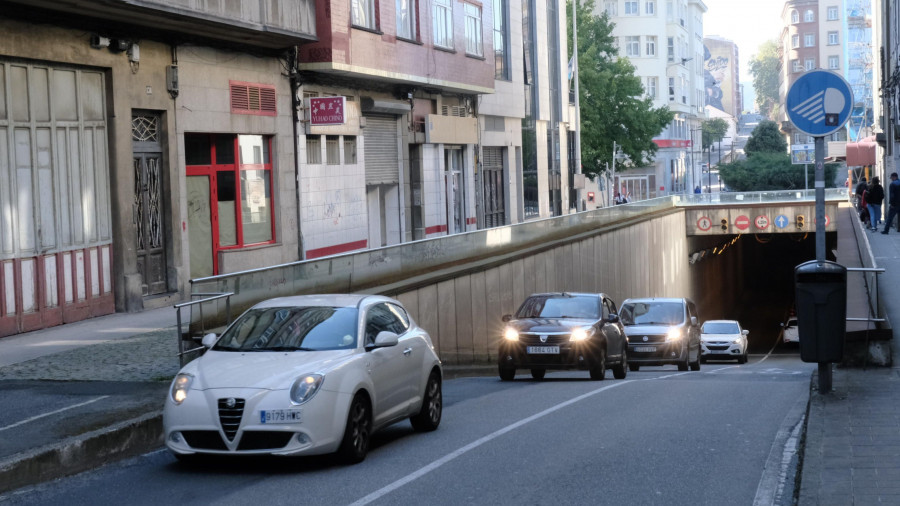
[866,177,885,231]
[855,176,868,203]
[881,173,900,234]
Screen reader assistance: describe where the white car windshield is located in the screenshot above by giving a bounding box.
[515,295,600,319]
[702,322,739,334]
[213,306,358,351]
[620,302,684,326]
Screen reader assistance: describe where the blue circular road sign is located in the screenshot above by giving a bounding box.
[786,70,853,137]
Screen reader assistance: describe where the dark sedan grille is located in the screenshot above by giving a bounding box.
[182,430,228,450]
[218,398,246,441]
[237,431,294,451]
[627,334,666,344]
[520,333,569,345]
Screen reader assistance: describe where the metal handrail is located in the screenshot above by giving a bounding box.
[173,292,233,367]
[845,267,886,323]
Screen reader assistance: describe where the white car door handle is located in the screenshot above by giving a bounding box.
[403,347,413,356]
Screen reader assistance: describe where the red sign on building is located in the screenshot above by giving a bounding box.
[734,215,750,231]
[309,96,346,126]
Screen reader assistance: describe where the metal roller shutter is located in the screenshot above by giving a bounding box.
[364,114,399,185]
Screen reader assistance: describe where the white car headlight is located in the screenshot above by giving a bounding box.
[170,373,193,405]
[733,337,743,344]
[570,328,593,341]
[504,328,519,341]
[290,374,324,405]
[666,328,683,341]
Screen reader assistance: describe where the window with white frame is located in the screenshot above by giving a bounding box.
[791,34,799,48]
[804,33,814,47]
[397,0,416,40]
[791,10,799,23]
[668,77,675,101]
[827,6,839,20]
[804,9,814,22]
[646,76,657,98]
[605,1,617,16]
[828,55,839,69]
[326,136,340,165]
[625,1,639,15]
[828,31,839,45]
[666,0,673,21]
[344,136,357,164]
[792,59,802,72]
[794,133,803,144]
[667,37,674,62]
[351,0,377,30]
[625,36,640,57]
[433,0,453,48]
[805,57,815,70]
[646,36,657,56]
[645,0,655,14]
[464,3,483,56]
[493,0,509,80]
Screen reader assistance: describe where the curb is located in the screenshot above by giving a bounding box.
[0,411,163,495]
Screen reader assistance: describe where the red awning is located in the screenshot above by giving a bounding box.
[846,136,876,166]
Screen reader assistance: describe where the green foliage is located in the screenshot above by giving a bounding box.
[749,40,780,119]
[719,152,838,191]
[701,118,729,150]
[567,0,674,179]
[744,120,787,156]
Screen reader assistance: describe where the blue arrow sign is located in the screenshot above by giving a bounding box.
[775,215,789,229]
[786,70,853,137]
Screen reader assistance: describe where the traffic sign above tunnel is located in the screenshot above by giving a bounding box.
[786,70,853,137]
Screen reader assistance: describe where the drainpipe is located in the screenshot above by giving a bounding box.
[287,46,304,259]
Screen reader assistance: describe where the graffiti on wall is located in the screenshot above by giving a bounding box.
[703,41,735,117]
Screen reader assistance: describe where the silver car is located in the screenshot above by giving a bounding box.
[700,320,749,364]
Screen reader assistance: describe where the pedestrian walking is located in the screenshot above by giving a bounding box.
[881,173,900,234]
[866,177,885,231]
[855,176,868,202]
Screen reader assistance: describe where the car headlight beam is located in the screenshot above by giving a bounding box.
[666,328,683,342]
[570,328,592,341]
[290,374,324,405]
[170,373,193,405]
[504,328,519,341]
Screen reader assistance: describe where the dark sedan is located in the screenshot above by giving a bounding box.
[498,292,628,381]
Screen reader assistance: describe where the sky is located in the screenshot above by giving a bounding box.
[701,0,787,111]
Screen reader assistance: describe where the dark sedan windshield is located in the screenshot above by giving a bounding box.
[702,322,740,334]
[620,302,684,326]
[213,306,358,351]
[515,295,599,319]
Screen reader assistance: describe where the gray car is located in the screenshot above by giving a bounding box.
[619,297,702,372]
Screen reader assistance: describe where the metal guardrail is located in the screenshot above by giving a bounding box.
[845,267,886,324]
[173,292,233,367]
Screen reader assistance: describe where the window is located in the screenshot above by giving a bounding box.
[465,3,483,56]
[344,136,357,164]
[667,37,674,62]
[791,34,799,48]
[791,10,799,23]
[646,36,657,56]
[645,1,655,14]
[828,55,840,69]
[805,58,815,71]
[307,136,321,164]
[646,76,657,98]
[625,1,639,15]
[605,1,617,16]
[326,136,340,165]
[433,0,453,48]
[828,31,839,45]
[185,134,275,256]
[792,59,802,72]
[397,0,417,40]
[625,36,640,57]
[364,303,410,345]
[351,0,377,30]
[804,34,815,47]
[493,0,509,79]
[827,6,839,20]
[668,77,675,101]
[804,9,814,22]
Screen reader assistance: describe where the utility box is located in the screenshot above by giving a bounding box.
[794,260,847,363]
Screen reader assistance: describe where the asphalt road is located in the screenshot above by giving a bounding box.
[2,355,814,506]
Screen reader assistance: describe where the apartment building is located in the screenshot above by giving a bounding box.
[601,0,708,199]
[874,0,898,178]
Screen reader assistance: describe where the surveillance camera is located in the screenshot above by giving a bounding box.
[90,34,110,49]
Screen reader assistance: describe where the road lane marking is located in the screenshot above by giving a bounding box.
[0,396,110,433]
[347,381,632,506]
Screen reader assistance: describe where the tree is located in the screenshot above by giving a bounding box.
[719,152,838,191]
[744,120,787,156]
[701,118,729,150]
[748,40,780,120]
[568,0,674,179]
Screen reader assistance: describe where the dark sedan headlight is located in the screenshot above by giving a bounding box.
[570,328,594,341]
[504,328,519,341]
[290,374,324,405]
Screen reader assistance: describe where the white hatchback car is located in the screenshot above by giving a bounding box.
[164,294,443,464]
[700,320,749,364]
[782,317,799,344]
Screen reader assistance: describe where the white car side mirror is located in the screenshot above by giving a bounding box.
[373,331,399,348]
[742,329,749,336]
[201,333,218,348]
[690,316,698,326]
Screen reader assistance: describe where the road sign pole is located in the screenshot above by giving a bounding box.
[804,163,808,190]
[814,135,831,393]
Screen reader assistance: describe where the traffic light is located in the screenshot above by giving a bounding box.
[796,215,805,229]
[720,218,728,231]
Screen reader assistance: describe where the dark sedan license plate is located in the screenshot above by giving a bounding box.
[526,346,560,354]
[634,346,656,353]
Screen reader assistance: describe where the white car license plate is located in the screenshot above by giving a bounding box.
[634,346,656,353]
[527,346,560,354]
[260,409,302,424]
